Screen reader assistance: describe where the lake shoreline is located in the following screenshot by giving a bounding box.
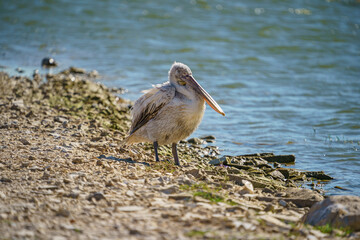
[0,67,357,239]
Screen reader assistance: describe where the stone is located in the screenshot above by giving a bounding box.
[87,192,106,201]
[117,206,144,212]
[126,190,135,197]
[65,192,79,199]
[56,208,70,217]
[209,156,227,166]
[200,135,216,140]
[261,155,295,164]
[304,171,333,180]
[187,137,206,145]
[284,188,324,208]
[200,135,216,143]
[159,185,178,194]
[11,99,25,111]
[169,193,192,201]
[269,170,285,180]
[69,66,86,74]
[54,116,68,123]
[72,158,83,164]
[304,195,360,231]
[279,200,287,207]
[0,177,12,183]
[239,180,254,194]
[264,204,275,212]
[186,168,204,179]
[19,138,31,145]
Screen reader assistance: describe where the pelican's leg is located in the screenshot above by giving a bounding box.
[153,141,160,162]
[172,143,180,166]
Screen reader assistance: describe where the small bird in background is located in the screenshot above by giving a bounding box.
[123,62,225,165]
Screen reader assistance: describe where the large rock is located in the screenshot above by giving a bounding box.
[304,195,360,231]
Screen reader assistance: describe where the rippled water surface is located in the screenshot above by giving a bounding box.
[1,0,359,195]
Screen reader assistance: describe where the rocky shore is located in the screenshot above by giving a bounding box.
[1,68,359,239]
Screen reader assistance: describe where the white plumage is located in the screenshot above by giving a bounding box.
[124,62,225,165]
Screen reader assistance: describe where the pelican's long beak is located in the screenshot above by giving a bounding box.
[187,75,225,116]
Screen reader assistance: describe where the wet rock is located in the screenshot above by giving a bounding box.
[41,57,58,67]
[276,168,290,179]
[304,195,360,231]
[262,155,295,164]
[334,186,349,191]
[187,137,206,145]
[69,66,86,74]
[200,135,216,143]
[304,171,333,180]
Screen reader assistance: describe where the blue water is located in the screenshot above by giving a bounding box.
[1,0,359,195]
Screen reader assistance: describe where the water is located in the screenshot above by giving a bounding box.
[1,0,359,195]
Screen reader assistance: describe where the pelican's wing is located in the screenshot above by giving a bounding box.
[129,82,175,135]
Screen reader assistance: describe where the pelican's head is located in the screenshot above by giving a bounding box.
[168,62,225,116]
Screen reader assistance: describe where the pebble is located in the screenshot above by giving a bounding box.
[87,192,106,201]
[19,138,31,145]
[117,206,144,212]
[279,200,287,207]
[56,208,70,217]
[168,193,192,201]
[239,180,254,194]
[72,158,83,164]
[187,137,206,145]
[126,190,135,197]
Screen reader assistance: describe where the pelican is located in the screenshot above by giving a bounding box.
[123,62,225,165]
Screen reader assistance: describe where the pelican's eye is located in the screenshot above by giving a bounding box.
[178,80,186,86]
